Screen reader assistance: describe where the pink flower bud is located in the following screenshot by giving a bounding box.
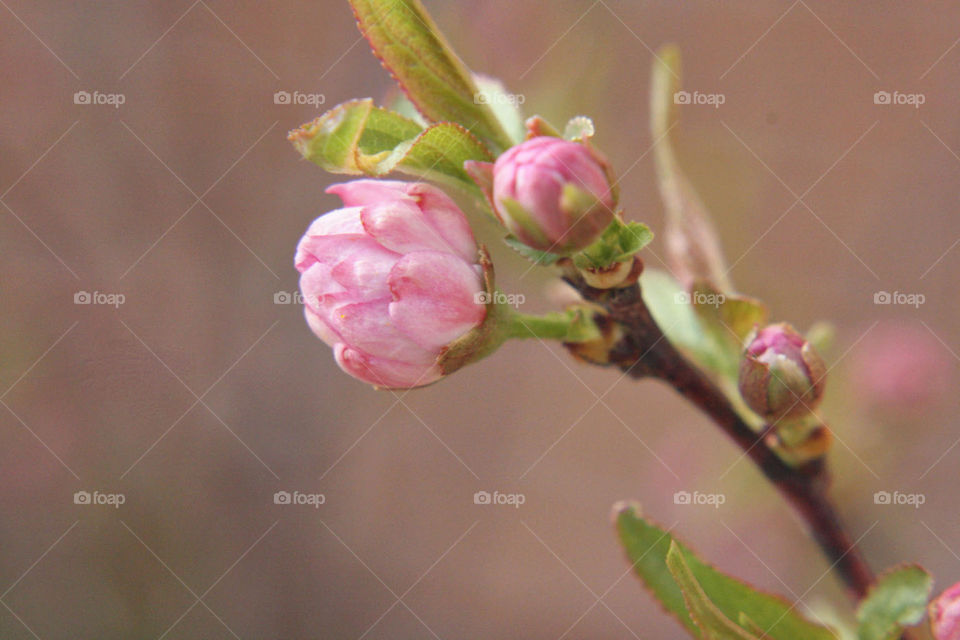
[931,581,960,640]
[490,136,616,253]
[295,180,487,388]
[738,323,827,421]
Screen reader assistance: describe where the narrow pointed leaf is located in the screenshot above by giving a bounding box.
[615,503,839,640]
[690,283,769,380]
[666,543,761,639]
[350,0,514,151]
[651,45,732,292]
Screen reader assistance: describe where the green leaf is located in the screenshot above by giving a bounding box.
[856,566,933,640]
[650,45,732,292]
[640,270,732,379]
[349,0,514,151]
[666,543,761,639]
[573,218,653,269]
[738,613,767,636]
[690,284,769,381]
[290,99,493,192]
[614,503,839,640]
[503,235,562,265]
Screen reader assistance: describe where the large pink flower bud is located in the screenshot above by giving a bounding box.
[932,581,960,640]
[490,136,616,254]
[295,180,487,388]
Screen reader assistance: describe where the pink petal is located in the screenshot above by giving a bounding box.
[387,251,486,350]
[325,299,437,365]
[294,207,364,271]
[299,235,399,301]
[303,305,341,346]
[299,260,348,310]
[360,199,458,256]
[407,183,478,263]
[932,582,960,640]
[334,343,441,388]
[326,180,412,207]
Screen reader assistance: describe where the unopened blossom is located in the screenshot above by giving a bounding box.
[295,180,487,388]
[931,581,960,640]
[738,323,827,421]
[490,136,615,253]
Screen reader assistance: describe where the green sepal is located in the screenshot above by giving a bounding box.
[502,235,563,265]
[573,217,653,270]
[498,196,553,248]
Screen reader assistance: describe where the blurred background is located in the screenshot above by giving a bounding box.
[1,1,959,637]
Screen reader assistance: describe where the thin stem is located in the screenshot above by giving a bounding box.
[508,312,581,340]
[568,274,876,599]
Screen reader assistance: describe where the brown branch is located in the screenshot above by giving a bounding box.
[567,272,876,600]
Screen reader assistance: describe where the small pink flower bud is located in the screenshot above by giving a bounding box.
[738,323,827,422]
[490,136,616,254]
[932,581,960,640]
[295,180,487,388]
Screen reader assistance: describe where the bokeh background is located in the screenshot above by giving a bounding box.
[2,1,959,638]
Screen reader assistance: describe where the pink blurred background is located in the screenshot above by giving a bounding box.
[1,1,959,638]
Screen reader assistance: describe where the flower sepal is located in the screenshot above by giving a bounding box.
[437,250,605,375]
[572,217,653,288]
[435,246,510,376]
